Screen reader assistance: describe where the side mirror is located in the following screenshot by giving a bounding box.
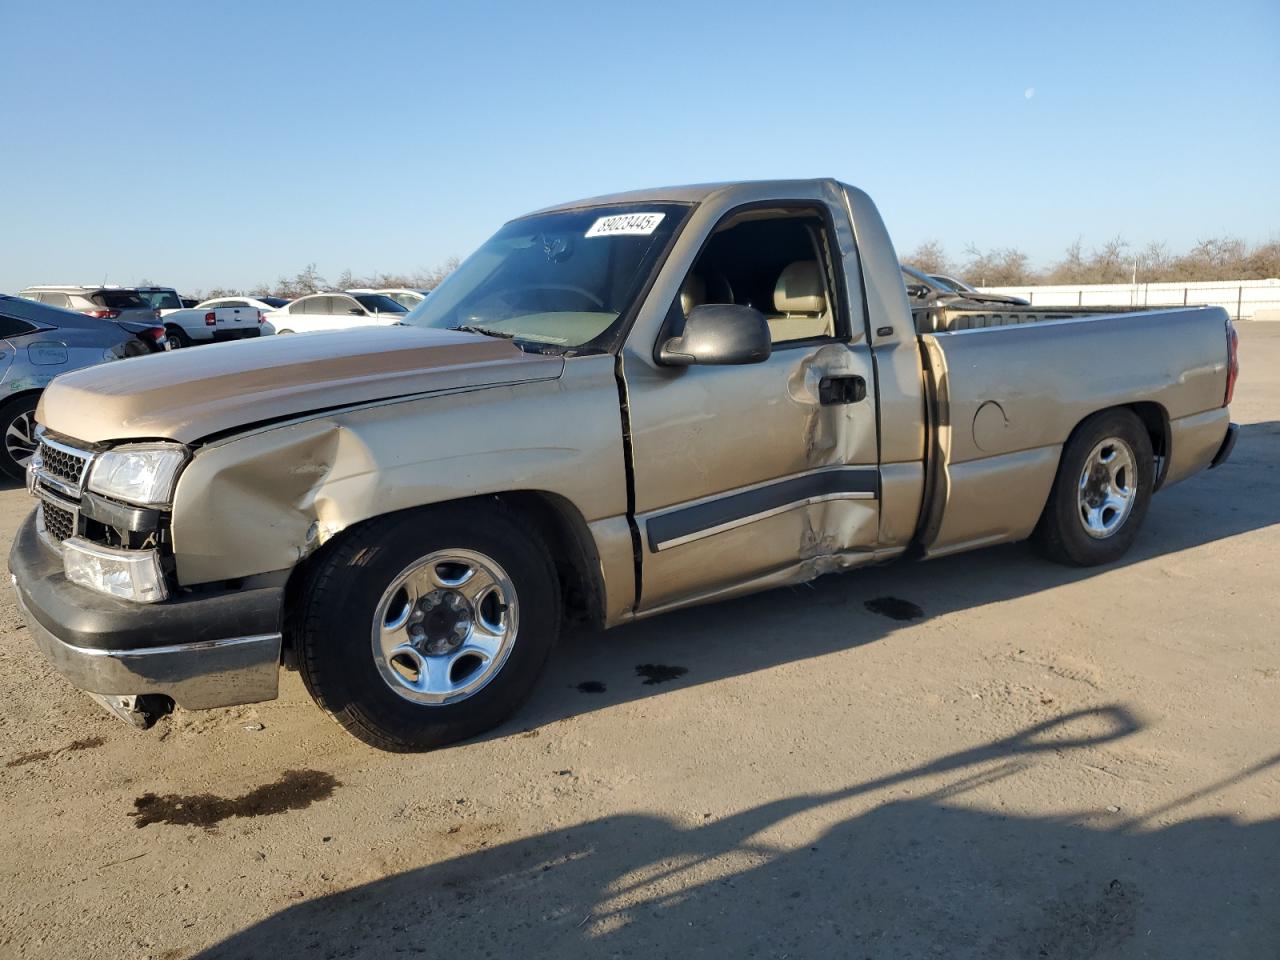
[905,283,930,299]
[348,307,365,316]
[657,303,771,367]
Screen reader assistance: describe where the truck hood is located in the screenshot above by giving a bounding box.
[37,327,565,444]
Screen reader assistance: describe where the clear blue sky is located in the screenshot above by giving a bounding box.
[3,0,1277,292]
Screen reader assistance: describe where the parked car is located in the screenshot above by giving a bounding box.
[161,296,291,347]
[10,179,1237,747]
[0,293,167,479]
[19,285,163,326]
[901,266,1030,306]
[930,273,979,293]
[348,288,432,309]
[265,292,406,334]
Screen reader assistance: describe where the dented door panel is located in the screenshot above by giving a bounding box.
[624,339,880,612]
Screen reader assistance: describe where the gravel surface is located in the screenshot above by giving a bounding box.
[1,325,1277,959]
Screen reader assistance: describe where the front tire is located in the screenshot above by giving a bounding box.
[1034,408,1154,566]
[296,503,561,751]
[0,394,39,481]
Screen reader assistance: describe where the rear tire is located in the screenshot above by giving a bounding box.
[165,325,192,348]
[296,503,561,751]
[1034,408,1154,566]
[0,394,39,482]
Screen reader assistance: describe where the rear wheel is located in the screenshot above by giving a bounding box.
[1034,408,1154,566]
[296,503,560,751]
[165,325,193,348]
[0,394,40,482]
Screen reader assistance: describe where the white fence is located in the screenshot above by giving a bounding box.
[979,278,1280,321]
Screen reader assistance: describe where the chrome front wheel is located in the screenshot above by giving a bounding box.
[1077,437,1137,539]
[372,549,520,706]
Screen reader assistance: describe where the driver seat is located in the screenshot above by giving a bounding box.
[768,261,832,340]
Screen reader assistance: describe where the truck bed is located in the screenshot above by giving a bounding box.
[915,302,1168,333]
[915,305,1232,556]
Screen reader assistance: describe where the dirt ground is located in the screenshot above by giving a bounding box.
[1,325,1276,960]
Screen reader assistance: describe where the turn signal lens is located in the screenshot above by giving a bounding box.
[63,539,168,603]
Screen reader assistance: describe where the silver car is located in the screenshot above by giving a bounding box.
[17,285,162,326]
[0,294,167,479]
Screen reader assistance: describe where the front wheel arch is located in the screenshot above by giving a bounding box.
[283,491,606,658]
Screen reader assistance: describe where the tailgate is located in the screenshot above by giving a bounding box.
[214,307,261,330]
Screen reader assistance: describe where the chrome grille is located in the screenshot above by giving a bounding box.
[38,500,76,543]
[36,436,91,488]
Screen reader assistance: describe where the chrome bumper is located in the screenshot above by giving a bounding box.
[17,590,281,711]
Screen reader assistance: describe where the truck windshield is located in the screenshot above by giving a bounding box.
[402,203,689,351]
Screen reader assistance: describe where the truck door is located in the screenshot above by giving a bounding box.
[621,204,880,613]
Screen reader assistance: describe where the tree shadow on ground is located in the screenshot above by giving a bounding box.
[195,707,1280,959]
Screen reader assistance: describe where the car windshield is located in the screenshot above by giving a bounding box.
[403,203,689,350]
[137,289,183,310]
[259,296,290,308]
[353,294,408,314]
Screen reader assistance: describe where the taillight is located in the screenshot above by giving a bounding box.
[139,326,166,342]
[87,309,121,320]
[1224,322,1239,406]
[204,311,217,327]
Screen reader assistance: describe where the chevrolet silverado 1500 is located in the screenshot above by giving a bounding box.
[10,180,1239,751]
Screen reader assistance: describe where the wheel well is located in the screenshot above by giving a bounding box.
[0,389,42,413]
[490,491,606,630]
[281,491,606,659]
[1121,401,1170,488]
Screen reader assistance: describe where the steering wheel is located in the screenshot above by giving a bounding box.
[496,284,604,309]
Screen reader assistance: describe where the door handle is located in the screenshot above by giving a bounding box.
[818,375,867,406]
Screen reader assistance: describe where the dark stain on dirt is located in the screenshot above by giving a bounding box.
[636,664,689,685]
[6,736,106,768]
[864,596,924,621]
[1030,878,1139,957]
[577,680,607,694]
[130,769,339,829]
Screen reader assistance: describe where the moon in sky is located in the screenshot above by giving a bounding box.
[1024,87,1036,99]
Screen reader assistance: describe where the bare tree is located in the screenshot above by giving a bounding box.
[903,240,951,276]
[963,244,1034,287]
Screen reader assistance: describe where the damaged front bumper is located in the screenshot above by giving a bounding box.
[8,512,284,723]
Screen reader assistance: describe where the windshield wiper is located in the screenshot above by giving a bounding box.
[453,324,516,340]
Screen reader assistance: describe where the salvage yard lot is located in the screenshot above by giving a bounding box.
[1,327,1277,959]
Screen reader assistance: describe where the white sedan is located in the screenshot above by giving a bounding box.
[347,287,431,309]
[265,292,407,335]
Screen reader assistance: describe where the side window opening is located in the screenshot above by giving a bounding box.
[678,209,840,345]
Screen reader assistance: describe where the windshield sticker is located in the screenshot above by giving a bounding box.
[585,213,665,238]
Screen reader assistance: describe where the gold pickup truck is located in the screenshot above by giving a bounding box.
[10,180,1240,751]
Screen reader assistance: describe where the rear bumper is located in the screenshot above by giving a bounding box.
[213,328,261,341]
[1210,421,1238,469]
[8,513,282,711]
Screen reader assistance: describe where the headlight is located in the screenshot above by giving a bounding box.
[87,443,188,507]
[63,538,168,603]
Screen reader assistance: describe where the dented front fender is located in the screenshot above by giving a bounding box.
[169,358,630,591]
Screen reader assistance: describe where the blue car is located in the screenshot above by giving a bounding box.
[0,294,168,479]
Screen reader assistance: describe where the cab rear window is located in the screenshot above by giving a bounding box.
[92,291,149,309]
